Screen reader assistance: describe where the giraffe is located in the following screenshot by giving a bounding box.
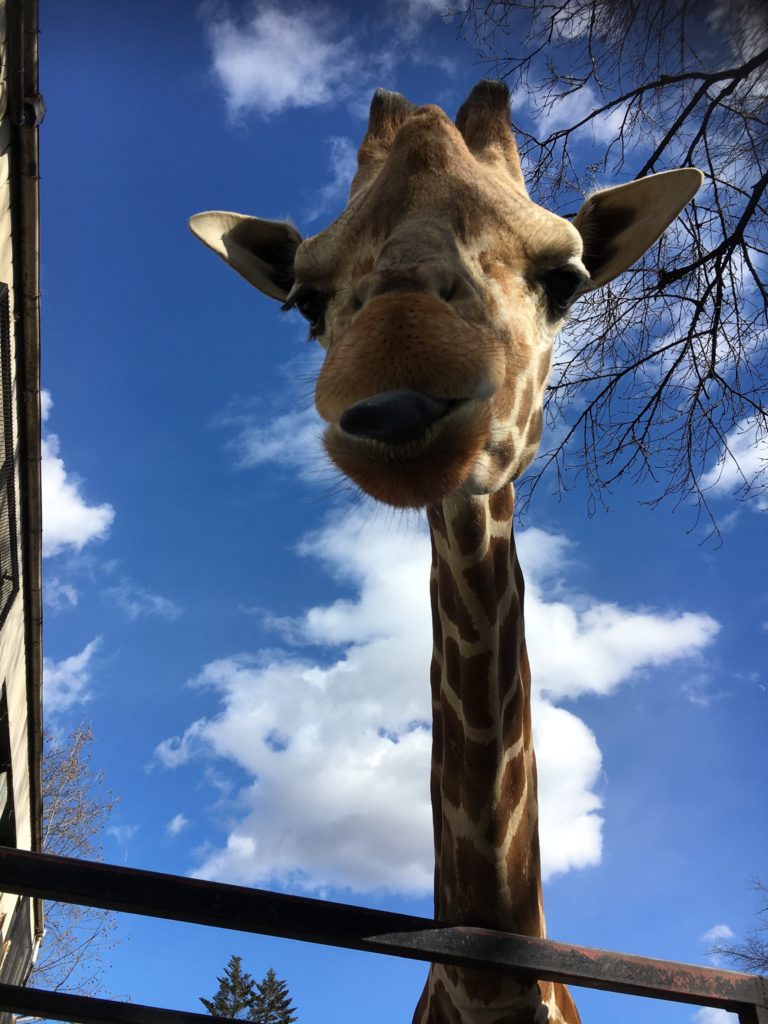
[190,81,702,1024]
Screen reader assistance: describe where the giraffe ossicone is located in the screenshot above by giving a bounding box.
[191,81,701,1024]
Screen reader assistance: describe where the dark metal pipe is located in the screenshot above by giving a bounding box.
[0,982,243,1024]
[0,848,766,1018]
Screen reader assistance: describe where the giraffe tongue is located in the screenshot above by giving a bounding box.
[339,389,451,445]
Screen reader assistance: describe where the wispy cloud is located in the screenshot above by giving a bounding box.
[167,813,189,837]
[681,676,729,709]
[41,391,115,558]
[511,81,628,148]
[222,401,333,487]
[700,416,768,511]
[108,824,139,844]
[44,638,101,713]
[157,506,718,895]
[44,576,79,612]
[204,4,362,118]
[305,136,358,222]
[104,581,182,622]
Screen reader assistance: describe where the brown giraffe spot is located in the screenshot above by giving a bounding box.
[450,500,488,557]
[439,697,464,812]
[461,736,498,825]
[454,836,501,927]
[430,576,443,650]
[438,562,481,643]
[431,691,444,766]
[490,439,515,474]
[488,483,514,521]
[462,535,511,627]
[430,978,466,1024]
[501,676,525,750]
[454,965,504,1006]
[503,799,545,937]
[435,814,457,917]
[498,748,527,831]
[428,505,449,540]
[462,559,496,626]
[446,647,494,731]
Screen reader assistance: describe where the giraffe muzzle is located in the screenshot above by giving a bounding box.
[339,389,453,445]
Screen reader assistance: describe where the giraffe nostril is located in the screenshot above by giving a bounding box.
[340,389,452,445]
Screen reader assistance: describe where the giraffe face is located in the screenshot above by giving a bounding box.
[294,101,587,508]
[190,82,702,509]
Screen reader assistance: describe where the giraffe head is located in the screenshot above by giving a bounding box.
[191,81,701,508]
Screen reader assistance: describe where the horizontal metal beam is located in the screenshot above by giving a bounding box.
[0,982,243,1024]
[1,848,766,1017]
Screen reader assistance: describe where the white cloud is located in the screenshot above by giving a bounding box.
[157,506,718,895]
[41,392,115,558]
[224,403,332,486]
[167,813,189,837]
[108,824,139,844]
[702,923,736,944]
[692,1009,738,1024]
[205,4,361,118]
[104,581,182,621]
[44,576,79,611]
[513,82,627,147]
[702,922,737,969]
[534,701,603,875]
[44,638,101,713]
[390,0,452,41]
[700,417,768,510]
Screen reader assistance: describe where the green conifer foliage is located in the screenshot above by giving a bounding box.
[200,954,257,1019]
[250,967,298,1024]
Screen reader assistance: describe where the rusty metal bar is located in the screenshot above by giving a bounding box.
[0,982,243,1024]
[0,848,766,1018]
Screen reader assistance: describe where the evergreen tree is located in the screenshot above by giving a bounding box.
[200,955,256,1019]
[250,967,297,1024]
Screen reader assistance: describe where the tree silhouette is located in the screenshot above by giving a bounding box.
[200,955,256,1019]
[251,967,297,1024]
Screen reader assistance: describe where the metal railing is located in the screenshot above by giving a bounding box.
[0,848,766,1023]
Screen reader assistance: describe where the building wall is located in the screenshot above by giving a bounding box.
[0,0,42,988]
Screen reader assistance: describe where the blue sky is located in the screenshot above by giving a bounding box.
[39,3,766,1022]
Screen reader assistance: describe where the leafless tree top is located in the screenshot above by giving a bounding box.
[33,725,120,994]
[460,0,768,526]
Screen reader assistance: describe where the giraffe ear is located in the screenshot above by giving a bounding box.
[189,211,302,301]
[572,168,704,289]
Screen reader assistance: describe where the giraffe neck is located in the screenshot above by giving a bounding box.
[415,484,579,1024]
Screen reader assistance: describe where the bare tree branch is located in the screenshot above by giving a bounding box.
[458,0,768,523]
[709,880,768,974]
[30,725,120,995]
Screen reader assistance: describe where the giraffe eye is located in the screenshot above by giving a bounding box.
[282,287,330,339]
[540,268,585,316]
